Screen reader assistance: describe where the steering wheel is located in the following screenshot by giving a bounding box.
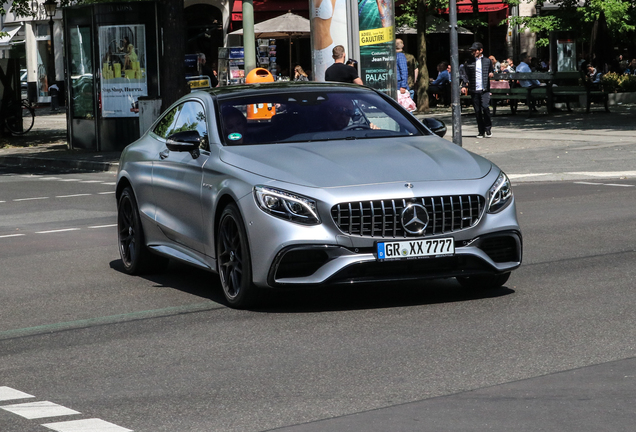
[342,124,370,131]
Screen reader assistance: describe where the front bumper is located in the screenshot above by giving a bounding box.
[267,230,522,287]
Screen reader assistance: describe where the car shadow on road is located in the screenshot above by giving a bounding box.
[109,259,229,306]
[254,281,515,313]
[110,259,515,313]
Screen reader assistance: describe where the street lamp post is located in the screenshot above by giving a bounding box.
[43,0,58,110]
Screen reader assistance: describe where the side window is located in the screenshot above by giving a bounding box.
[153,104,184,139]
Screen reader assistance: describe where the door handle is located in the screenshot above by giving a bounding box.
[159,149,169,159]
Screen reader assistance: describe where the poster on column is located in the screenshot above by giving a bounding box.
[98,24,147,117]
[358,0,396,98]
[310,0,349,82]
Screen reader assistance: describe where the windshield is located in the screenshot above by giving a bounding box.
[217,90,426,146]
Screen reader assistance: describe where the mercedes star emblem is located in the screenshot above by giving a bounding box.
[400,203,429,235]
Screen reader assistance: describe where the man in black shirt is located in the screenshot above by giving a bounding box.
[325,45,363,85]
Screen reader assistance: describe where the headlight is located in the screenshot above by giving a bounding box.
[487,172,513,213]
[254,186,321,225]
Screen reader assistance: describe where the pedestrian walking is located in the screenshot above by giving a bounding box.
[461,42,495,138]
[396,40,410,99]
[396,38,418,101]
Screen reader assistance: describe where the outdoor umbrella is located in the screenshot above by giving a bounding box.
[229,12,310,77]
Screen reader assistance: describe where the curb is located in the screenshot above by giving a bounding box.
[0,155,118,172]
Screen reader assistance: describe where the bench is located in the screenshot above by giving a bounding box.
[548,72,609,113]
[489,72,552,116]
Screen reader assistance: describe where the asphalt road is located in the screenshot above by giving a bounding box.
[0,167,635,432]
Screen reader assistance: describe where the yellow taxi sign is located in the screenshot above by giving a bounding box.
[188,78,211,89]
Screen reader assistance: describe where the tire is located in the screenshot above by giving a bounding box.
[217,204,256,308]
[457,272,511,290]
[5,102,34,135]
[117,187,168,274]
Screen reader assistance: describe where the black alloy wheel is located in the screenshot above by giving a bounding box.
[456,272,511,290]
[217,204,255,308]
[117,187,167,274]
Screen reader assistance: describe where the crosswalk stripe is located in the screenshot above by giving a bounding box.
[42,418,133,432]
[0,386,34,401]
[1,401,81,419]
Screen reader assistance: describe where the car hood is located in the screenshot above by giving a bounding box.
[219,136,492,188]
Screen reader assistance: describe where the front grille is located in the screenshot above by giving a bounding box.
[331,195,485,238]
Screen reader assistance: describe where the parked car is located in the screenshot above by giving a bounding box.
[116,82,522,308]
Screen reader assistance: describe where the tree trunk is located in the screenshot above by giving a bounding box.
[415,0,430,112]
[158,0,189,111]
[471,0,479,42]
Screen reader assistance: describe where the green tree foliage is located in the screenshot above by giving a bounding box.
[507,0,636,47]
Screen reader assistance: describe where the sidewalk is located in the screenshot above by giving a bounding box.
[0,107,120,172]
[1,103,635,181]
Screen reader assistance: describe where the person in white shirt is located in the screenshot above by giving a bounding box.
[461,42,495,138]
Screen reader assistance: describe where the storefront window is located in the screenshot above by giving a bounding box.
[69,26,94,119]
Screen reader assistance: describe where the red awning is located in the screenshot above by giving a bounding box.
[232,0,309,13]
[440,0,508,14]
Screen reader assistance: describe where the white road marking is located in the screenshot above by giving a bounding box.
[0,401,80,419]
[58,179,82,182]
[38,177,61,181]
[574,182,604,185]
[56,194,92,198]
[79,180,104,183]
[604,183,634,187]
[0,234,26,239]
[508,173,552,179]
[0,386,34,401]
[22,175,43,178]
[98,191,116,195]
[88,224,117,229]
[0,200,5,203]
[101,182,116,185]
[42,418,133,432]
[569,171,636,177]
[35,228,81,234]
[13,197,49,202]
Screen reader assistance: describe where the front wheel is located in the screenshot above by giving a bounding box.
[217,204,256,308]
[456,272,511,290]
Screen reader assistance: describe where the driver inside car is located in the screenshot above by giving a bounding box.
[324,96,356,131]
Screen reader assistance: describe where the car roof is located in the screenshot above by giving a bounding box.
[206,81,376,100]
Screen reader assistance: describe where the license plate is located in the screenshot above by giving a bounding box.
[376,238,454,260]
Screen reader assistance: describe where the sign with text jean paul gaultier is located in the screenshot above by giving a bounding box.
[98,24,148,117]
[358,0,396,97]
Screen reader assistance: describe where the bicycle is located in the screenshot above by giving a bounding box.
[3,99,35,135]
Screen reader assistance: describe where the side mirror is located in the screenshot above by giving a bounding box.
[421,118,447,138]
[166,130,202,152]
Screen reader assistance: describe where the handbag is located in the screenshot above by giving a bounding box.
[398,91,416,112]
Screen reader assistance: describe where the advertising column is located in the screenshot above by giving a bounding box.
[310,0,349,82]
[98,25,147,117]
[358,0,396,98]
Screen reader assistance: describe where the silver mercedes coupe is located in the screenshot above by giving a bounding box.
[116,82,522,308]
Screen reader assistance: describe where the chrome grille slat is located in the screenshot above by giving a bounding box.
[331,195,485,238]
